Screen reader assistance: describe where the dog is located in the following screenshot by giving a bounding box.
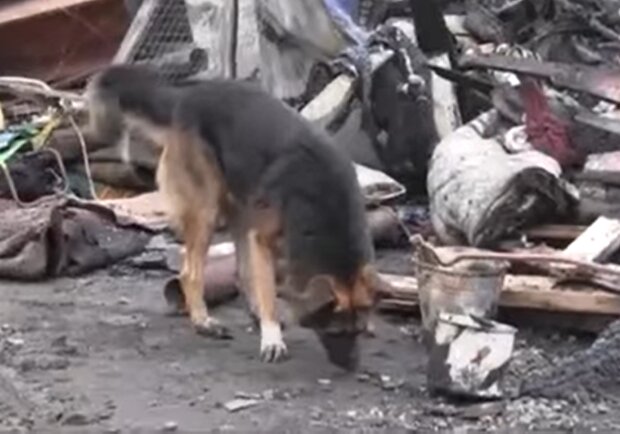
[85,65,385,370]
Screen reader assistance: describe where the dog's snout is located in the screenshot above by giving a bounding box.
[314,309,369,370]
[317,331,360,371]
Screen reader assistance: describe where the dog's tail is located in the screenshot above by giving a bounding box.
[85,65,177,162]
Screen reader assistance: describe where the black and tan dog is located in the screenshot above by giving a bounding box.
[85,65,384,369]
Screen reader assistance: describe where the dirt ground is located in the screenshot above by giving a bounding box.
[1,254,619,433]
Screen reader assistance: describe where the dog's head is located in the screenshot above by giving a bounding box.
[281,264,388,370]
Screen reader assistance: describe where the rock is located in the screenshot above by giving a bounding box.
[163,420,178,432]
[356,373,371,383]
[62,412,90,426]
[261,389,275,400]
[17,355,69,372]
[317,378,331,388]
[51,336,79,356]
[6,337,24,349]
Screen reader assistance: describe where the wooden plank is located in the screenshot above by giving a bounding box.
[502,275,620,315]
[185,0,235,79]
[379,273,620,316]
[0,0,104,25]
[525,224,585,242]
[564,216,620,262]
[428,53,462,139]
[0,0,128,83]
[300,74,356,130]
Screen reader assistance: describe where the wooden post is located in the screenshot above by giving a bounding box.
[236,0,261,79]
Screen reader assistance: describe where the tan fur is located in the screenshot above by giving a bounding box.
[156,128,227,329]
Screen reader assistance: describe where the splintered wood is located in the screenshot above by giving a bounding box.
[563,216,620,263]
[379,273,620,316]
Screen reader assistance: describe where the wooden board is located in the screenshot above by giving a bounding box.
[379,273,620,316]
[563,216,620,262]
[0,0,128,83]
[300,74,355,130]
[525,224,585,242]
[0,0,103,25]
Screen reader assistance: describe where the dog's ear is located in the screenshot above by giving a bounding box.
[358,265,394,303]
[304,274,339,313]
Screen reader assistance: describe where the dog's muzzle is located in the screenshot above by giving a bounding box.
[316,330,360,371]
[300,306,368,371]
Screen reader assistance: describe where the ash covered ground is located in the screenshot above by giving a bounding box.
[0,262,619,433]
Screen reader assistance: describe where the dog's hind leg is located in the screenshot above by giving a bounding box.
[178,207,231,338]
[158,133,230,339]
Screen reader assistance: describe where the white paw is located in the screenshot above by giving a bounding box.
[260,322,288,363]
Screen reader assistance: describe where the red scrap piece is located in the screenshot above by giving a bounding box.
[520,79,579,166]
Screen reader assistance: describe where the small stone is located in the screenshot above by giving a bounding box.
[317,378,331,387]
[62,413,89,426]
[163,421,178,431]
[262,389,275,400]
[597,403,610,414]
[356,373,371,383]
[118,297,130,305]
[310,408,323,420]
[235,391,261,400]
[6,337,24,348]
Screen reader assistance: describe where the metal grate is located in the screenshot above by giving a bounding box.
[123,0,209,82]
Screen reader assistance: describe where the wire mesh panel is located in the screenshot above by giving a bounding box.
[115,0,226,82]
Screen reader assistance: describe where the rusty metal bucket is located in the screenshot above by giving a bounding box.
[412,237,508,337]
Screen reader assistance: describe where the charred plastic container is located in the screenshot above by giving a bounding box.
[427,312,516,399]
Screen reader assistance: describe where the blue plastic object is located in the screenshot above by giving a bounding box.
[323,0,368,44]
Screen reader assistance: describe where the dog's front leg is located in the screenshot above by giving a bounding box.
[246,228,288,362]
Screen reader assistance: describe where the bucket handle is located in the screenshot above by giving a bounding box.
[410,234,620,278]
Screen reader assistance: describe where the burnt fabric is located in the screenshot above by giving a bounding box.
[428,111,574,248]
[0,196,151,280]
[0,151,64,202]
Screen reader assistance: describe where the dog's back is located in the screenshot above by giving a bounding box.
[175,81,374,281]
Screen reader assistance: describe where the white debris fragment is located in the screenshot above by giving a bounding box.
[223,398,261,412]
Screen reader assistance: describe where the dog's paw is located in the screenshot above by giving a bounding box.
[260,323,288,363]
[193,317,233,340]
